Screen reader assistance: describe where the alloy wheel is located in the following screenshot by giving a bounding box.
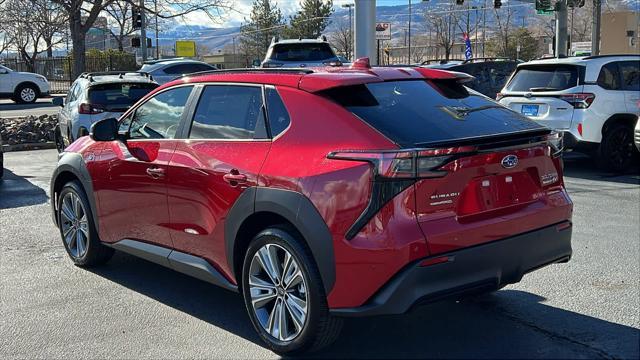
[249,243,308,342]
[20,87,36,102]
[59,192,89,258]
[608,127,633,170]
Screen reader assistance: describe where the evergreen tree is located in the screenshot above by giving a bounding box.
[240,0,285,62]
[285,0,333,39]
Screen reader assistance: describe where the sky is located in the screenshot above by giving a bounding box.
[183,0,412,28]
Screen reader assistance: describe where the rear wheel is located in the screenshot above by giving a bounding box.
[242,226,342,355]
[57,181,113,266]
[596,123,637,172]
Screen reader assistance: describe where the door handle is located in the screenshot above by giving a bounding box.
[146,167,165,179]
[223,171,247,186]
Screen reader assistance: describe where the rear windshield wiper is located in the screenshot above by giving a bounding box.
[529,87,560,92]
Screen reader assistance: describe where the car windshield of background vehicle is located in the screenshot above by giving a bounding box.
[189,85,268,140]
[88,83,158,112]
[506,65,579,92]
[322,80,545,148]
[128,86,193,140]
[269,43,335,62]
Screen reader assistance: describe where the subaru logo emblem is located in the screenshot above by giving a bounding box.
[501,155,519,169]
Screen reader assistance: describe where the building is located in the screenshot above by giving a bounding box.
[202,51,247,69]
[601,11,640,55]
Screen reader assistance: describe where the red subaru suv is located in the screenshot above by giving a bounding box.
[50,60,573,354]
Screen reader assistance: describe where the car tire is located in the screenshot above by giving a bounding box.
[57,181,113,267]
[241,225,342,355]
[54,125,65,153]
[596,123,638,172]
[14,83,38,104]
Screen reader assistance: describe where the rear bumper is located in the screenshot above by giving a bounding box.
[330,221,572,317]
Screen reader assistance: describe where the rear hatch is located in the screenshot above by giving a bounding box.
[86,82,158,121]
[324,78,571,253]
[499,64,584,130]
[264,42,338,68]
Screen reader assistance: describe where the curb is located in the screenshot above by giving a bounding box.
[2,142,57,152]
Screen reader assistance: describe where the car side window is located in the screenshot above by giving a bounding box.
[128,86,193,140]
[189,85,267,140]
[597,62,621,90]
[67,83,79,103]
[619,61,640,91]
[265,87,291,137]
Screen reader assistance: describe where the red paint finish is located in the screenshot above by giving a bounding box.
[57,66,573,313]
[166,140,271,281]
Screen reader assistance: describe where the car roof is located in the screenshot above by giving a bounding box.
[76,72,156,86]
[142,59,211,71]
[160,64,465,93]
[272,39,329,45]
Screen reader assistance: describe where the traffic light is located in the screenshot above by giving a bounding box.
[456,0,464,5]
[494,0,502,8]
[567,0,585,7]
[536,0,552,10]
[131,37,140,48]
[132,6,142,30]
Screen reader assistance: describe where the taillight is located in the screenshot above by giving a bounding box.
[327,146,477,179]
[496,93,505,101]
[78,103,104,115]
[558,93,595,109]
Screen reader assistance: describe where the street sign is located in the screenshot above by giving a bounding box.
[175,40,197,57]
[537,9,554,15]
[375,22,391,40]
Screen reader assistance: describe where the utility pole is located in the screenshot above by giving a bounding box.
[342,3,354,60]
[140,0,148,62]
[154,0,159,59]
[408,0,411,64]
[555,0,568,57]
[482,0,487,57]
[591,0,601,55]
[354,0,376,63]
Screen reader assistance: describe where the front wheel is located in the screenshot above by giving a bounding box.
[242,226,342,355]
[14,84,38,104]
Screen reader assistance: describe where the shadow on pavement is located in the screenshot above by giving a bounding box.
[91,253,640,359]
[563,152,640,185]
[0,101,57,111]
[0,169,49,209]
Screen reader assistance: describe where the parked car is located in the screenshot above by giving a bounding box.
[422,58,521,99]
[498,54,640,172]
[260,37,341,68]
[139,58,217,85]
[54,71,158,152]
[0,65,50,103]
[50,60,573,355]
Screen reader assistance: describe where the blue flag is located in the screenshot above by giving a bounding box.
[463,33,473,60]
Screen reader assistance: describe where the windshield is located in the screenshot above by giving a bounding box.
[322,80,545,147]
[89,83,158,112]
[506,65,580,92]
[268,43,336,62]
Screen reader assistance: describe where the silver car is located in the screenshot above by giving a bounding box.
[260,37,341,68]
[54,72,158,151]
[139,59,217,85]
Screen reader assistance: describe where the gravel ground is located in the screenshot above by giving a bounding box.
[1,150,638,359]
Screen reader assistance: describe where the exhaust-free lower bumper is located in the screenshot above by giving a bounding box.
[331,221,572,317]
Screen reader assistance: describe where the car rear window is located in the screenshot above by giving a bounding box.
[268,43,335,62]
[505,65,580,92]
[322,80,545,148]
[88,83,158,111]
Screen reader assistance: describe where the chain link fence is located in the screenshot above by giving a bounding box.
[1,53,138,94]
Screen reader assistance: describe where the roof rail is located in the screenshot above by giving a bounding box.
[181,68,315,78]
[583,53,640,60]
[143,57,188,65]
[79,71,152,81]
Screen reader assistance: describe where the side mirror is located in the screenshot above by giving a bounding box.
[52,97,64,107]
[90,118,118,142]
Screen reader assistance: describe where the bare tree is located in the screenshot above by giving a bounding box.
[52,0,231,77]
[410,35,428,63]
[0,2,15,57]
[104,1,135,52]
[492,6,516,58]
[330,16,351,60]
[424,4,461,60]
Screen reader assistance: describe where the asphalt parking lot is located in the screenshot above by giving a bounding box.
[0,98,61,118]
[1,149,638,359]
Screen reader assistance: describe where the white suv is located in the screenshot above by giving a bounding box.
[498,55,639,172]
[54,71,158,151]
[0,65,50,103]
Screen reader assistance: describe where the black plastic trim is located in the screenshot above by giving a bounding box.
[107,239,238,292]
[225,187,336,293]
[331,222,573,317]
